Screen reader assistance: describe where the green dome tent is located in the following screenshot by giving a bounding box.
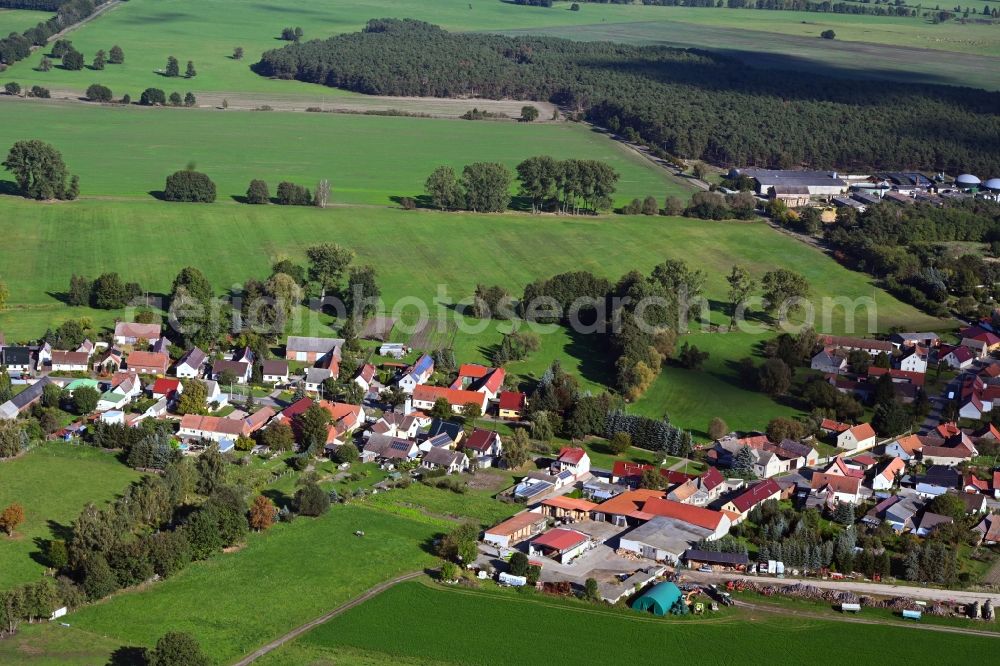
[631,582,683,616]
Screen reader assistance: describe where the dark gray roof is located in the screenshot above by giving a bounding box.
[682,549,750,566]
[2,346,31,366]
[286,336,344,354]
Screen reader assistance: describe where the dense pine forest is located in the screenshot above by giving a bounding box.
[254,19,1000,173]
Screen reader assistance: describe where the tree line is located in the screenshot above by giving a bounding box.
[567,0,921,17]
[253,19,1000,174]
[0,0,113,68]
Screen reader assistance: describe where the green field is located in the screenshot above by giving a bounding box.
[0,0,995,96]
[0,8,51,34]
[49,505,439,664]
[255,579,999,666]
[0,444,141,592]
[0,99,689,205]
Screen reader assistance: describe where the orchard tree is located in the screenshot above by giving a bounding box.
[85,83,112,102]
[184,92,196,107]
[108,45,124,64]
[708,417,728,440]
[762,269,809,316]
[176,379,207,415]
[501,428,530,469]
[73,386,100,414]
[185,60,197,78]
[306,243,354,296]
[520,104,539,122]
[92,49,106,70]
[164,168,216,202]
[462,162,512,212]
[609,431,632,455]
[726,265,756,327]
[4,82,20,96]
[232,46,244,60]
[246,179,269,204]
[165,56,179,77]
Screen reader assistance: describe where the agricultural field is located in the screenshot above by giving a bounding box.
[0,9,51,34]
[0,443,141,592]
[42,505,441,664]
[254,579,999,666]
[1,0,995,97]
[0,99,689,205]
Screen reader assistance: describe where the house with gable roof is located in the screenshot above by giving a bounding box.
[550,447,591,480]
[113,322,161,347]
[174,347,207,378]
[720,479,781,523]
[463,428,503,468]
[397,354,434,393]
[836,423,877,451]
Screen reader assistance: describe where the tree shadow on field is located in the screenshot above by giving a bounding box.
[106,646,147,666]
[47,519,74,542]
[390,194,434,210]
[230,194,249,204]
[148,190,167,201]
[421,532,446,556]
[0,180,21,196]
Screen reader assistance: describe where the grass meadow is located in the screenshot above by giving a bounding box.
[0,444,141,592]
[254,579,999,666]
[0,99,690,205]
[0,0,995,96]
[58,505,440,664]
[0,9,51,34]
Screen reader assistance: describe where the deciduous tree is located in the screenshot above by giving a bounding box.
[0,503,25,536]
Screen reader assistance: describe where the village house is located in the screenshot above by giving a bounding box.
[378,342,407,359]
[150,377,182,402]
[244,406,276,434]
[550,447,591,480]
[450,364,505,401]
[975,514,1000,545]
[35,343,50,372]
[212,359,252,385]
[497,390,527,419]
[871,457,906,491]
[318,400,365,446]
[836,423,877,451]
[940,345,975,370]
[285,336,344,363]
[915,512,954,537]
[397,354,434,393]
[959,325,1000,356]
[50,351,90,372]
[1,346,31,374]
[720,479,782,523]
[173,347,207,378]
[260,359,289,385]
[482,511,548,549]
[368,412,422,441]
[94,348,123,375]
[920,445,974,467]
[126,351,170,376]
[884,434,929,461]
[113,321,161,347]
[592,489,731,539]
[354,363,376,393]
[809,472,862,505]
[411,384,487,415]
[810,349,847,374]
[897,346,928,373]
[361,434,419,463]
[420,447,469,475]
[303,367,332,393]
[178,414,250,442]
[463,428,503,468]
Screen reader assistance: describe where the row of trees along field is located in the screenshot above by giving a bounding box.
[254,19,1000,174]
[560,0,929,17]
[0,0,112,67]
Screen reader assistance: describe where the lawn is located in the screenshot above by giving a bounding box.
[0,9,51,34]
[0,443,141,592]
[254,579,999,666]
[2,0,994,96]
[365,477,520,527]
[0,99,690,205]
[61,504,440,664]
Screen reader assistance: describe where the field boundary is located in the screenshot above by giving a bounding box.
[230,570,425,665]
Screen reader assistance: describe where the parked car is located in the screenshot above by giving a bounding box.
[698,565,713,573]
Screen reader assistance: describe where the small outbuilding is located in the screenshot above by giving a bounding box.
[631,582,683,616]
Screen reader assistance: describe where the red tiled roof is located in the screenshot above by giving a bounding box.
[852,454,877,466]
[640,497,726,531]
[179,414,248,437]
[151,378,180,395]
[595,489,664,517]
[810,472,861,495]
[413,384,484,408]
[820,419,850,433]
[280,397,314,420]
[51,351,90,366]
[610,461,695,484]
[867,367,925,386]
[127,351,169,371]
[464,428,500,452]
[965,474,990,492]
[456,363,492,379]
[532,528,588,551]
[557,447,586,465]
[921,445,973,460]
[726,479,781,514]
[541,496,597,512]
[846,423,876,441]
[700,466,724,491]
[498,391,526,412]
